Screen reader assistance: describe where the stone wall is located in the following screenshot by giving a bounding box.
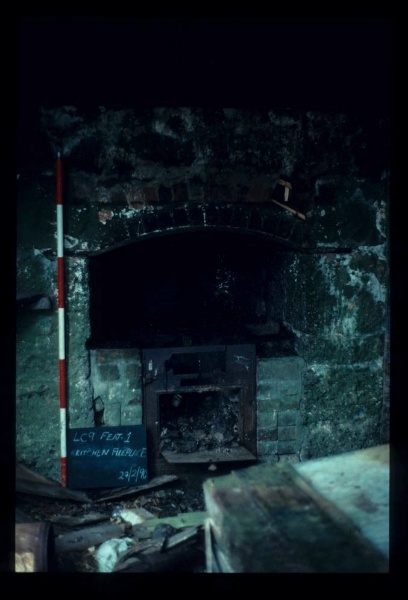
[89,349,143,427]
[16,106,391,483]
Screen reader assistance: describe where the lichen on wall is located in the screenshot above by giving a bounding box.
[270,242,388,459]
[16,105,391,481]
[16,309,61,481]
[65,257,93,428]
[315,248,387,337]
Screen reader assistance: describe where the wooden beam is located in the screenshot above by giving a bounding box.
[271,197,307,220]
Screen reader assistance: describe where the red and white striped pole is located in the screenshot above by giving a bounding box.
[56,151,67,487]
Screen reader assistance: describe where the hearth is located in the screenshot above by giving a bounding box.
[142,344,257,476]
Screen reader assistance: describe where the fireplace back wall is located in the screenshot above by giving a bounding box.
[88,231,291,349]
[16,106,390,483]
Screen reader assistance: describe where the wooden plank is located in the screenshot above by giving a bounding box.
[271,197,307,220]
[203,456,389,573]
[95,474,178,502]
[132,511,207,533]
[16,462,59,485]
[16,479,91,502]
[55,522,127,553]
[204,518,233,573]
[165,525,200,549]
[55,512,206,556]
[293,444,389,559]
[204,518,214,573]
[50,511,111,528]
[112,530,203,573]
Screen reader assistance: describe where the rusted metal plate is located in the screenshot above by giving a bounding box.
[162,447,257,464]
[203,447,389,573]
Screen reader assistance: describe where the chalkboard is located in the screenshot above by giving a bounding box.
[67,425,148,490]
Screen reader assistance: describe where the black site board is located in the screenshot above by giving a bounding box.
[67,425,148,490]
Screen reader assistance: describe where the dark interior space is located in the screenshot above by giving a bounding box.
[88,230,295,351]
[159,390,240,455]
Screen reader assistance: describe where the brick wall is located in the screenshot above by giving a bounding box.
[89,348,304,463]
[89,349,143,426]
[256,356,304,462]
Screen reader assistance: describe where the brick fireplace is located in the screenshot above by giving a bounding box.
[16,106,390,484]
[87,229,304,477]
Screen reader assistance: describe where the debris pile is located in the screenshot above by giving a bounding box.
[15,462,207,573]
[159,390,240,454]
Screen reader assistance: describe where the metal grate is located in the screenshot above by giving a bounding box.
[142,344,257,475]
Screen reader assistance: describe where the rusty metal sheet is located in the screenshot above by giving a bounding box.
[162,447,256,464]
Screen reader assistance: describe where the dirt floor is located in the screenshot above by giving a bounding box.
[15,465,230,574]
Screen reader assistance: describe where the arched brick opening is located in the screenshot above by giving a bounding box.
[87,226,298,351]
[88,200,313,256]
[85,220,305,476]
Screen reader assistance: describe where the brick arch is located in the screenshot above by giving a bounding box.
[136,202,308,248]
[91,202,309,256]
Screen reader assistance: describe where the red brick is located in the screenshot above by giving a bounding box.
[98,209,113,223]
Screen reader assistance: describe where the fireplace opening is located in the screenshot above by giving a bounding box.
[158,388,242,459]
[87,230,296,353]
[142,344,257,474]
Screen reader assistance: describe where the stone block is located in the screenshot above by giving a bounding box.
[278,410,298,426]
[103,402,121,426]
[98,364,120,381]
[257,410,278,428]
[277,440,298,454]
[258,427,278,442]
[278,426,297,441]
[257,440,278,456]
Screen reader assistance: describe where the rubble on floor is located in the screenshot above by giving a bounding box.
[15,462,208,573]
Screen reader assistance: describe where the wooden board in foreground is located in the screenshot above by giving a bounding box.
[203,445,389,573]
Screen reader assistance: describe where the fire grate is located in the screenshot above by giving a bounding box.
[142,345,257,475]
